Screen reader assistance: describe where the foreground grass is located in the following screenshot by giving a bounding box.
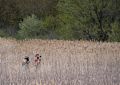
[0,38,120,85]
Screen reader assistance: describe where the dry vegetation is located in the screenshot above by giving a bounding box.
[0,38,120,85]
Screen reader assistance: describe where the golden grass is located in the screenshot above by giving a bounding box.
[0,38,120,85]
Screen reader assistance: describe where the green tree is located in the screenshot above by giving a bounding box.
[0,0,20,36]
[73,0,120,41]
[18,15,59,39]
[109,21,120,42]
[18,15,44,39]
[56,0,78,40]
[42,16,59,39]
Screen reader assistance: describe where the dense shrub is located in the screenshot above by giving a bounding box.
[18,15,47,39]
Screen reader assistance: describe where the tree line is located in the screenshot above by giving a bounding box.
[0,0,120,41]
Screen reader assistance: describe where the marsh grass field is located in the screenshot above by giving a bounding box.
[0,38,120,85]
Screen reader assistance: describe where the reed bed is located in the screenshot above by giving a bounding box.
[0,38,120,85]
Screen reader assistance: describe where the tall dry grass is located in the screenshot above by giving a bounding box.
[0,38,120,85]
